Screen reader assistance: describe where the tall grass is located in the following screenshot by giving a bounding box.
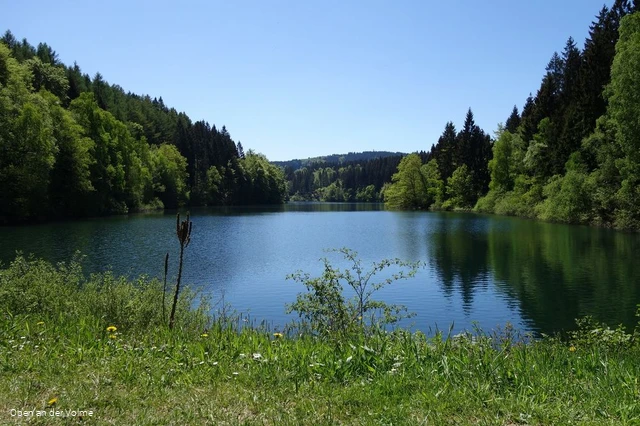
[1,254,639,424]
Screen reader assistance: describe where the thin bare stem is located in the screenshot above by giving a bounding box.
[162,252,169,325]
[169,212,192,330]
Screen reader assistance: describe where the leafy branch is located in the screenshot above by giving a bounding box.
[286,248,423,339]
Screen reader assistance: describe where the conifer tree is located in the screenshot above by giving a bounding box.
[505,106,521,133]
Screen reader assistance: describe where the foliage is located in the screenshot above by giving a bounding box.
[607,11,640,229]
[24,57,68,100]
[2,99,57,218]
[444,164,475,209]
[0,254,207,332]
[239,151,287,204]
[150,143,188,208]
[474,188,499,213]
[569,315,636,350]
[355,184,377,202]
[473,9,640,231]
[3,7,640,229]
[284,155,402,202]
[0,35,286,223]
[421,159,445,207]
[535,170,593,223]
[1,254,640,424]
[46,92,95,216]
[383,155,444,209]
[317,180,349,202]
[286,248,421,339]
[428,111,493,206]
[488,130,525,192]
[385,108,492,211]
[383,153,428,209]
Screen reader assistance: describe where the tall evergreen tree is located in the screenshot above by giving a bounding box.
[505,106,521,133]
[518,94,537,143]
[431,121,457,180]
[452,108,476,175]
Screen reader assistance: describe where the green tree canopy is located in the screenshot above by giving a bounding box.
[445,164,474,209]
[384,153,428,209]
[607,11,640,228]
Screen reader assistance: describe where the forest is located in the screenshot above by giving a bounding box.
[2,1,639,230]
[282,153,406,202]
[273,150,405,170]
[0,33,287,223]
[382,2,640,230]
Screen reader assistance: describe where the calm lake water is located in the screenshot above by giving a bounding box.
[1,203,639,336]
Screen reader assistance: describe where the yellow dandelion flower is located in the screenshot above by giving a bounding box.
[273,332,283,338]
[569,346,576,352]
[48,397,57,406]
[109,334,117,339]
[36,321,45,326]
[106,325,117,332]
[201,333,208,338]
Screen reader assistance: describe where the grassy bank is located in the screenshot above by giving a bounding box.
[1,256,640,425]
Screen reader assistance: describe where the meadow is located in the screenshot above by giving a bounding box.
[1,255,639,425]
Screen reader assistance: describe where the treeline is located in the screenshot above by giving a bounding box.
[385,2,640,230]
[477,3,640,230]
[0,32,286,223]
[284,155,405,202]
[383,109,492,210]
[273,150,405,171]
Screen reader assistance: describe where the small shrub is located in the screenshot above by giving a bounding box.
[0,253,209,334]
[474,189,500,213]
[569,315,633,350]
[286,248,422,340]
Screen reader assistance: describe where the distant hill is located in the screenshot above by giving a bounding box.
[273,151,406,170]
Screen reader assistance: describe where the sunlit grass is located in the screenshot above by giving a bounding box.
[1,255,639,424]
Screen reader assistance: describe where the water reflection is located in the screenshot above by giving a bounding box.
[485,218,640,333]
[1,205,639,336]
[418,213,640,334]
[189,202,386,215]
[426,215,491,313]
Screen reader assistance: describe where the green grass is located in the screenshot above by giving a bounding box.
[1,255,640,425]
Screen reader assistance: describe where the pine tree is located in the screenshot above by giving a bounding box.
[66,62,89,104]
[551,37,583,175]
[431,122,457,180]
[575,6,620,144]
[518,94,537,143]
[36,42,58,65]
[456,108,476,170]
[505,106,521,133]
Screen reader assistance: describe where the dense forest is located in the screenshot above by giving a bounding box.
[273,150,405,170]
[0,32,287,223]
[2,1,639,230]
[383,109,492,210]
[281,153,407,202]
[384,2,640,230]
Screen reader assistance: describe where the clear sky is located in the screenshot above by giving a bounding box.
[3,0,613,161]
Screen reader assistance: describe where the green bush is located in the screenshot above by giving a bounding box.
[286,248,421,340]
[569,315,635,350]
[536,171,592,223]
[0,254,209,333]
[474,189,499,213]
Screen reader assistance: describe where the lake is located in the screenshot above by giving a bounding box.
[1,202,639,336]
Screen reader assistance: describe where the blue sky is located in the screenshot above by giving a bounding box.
[3,0,612,161]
